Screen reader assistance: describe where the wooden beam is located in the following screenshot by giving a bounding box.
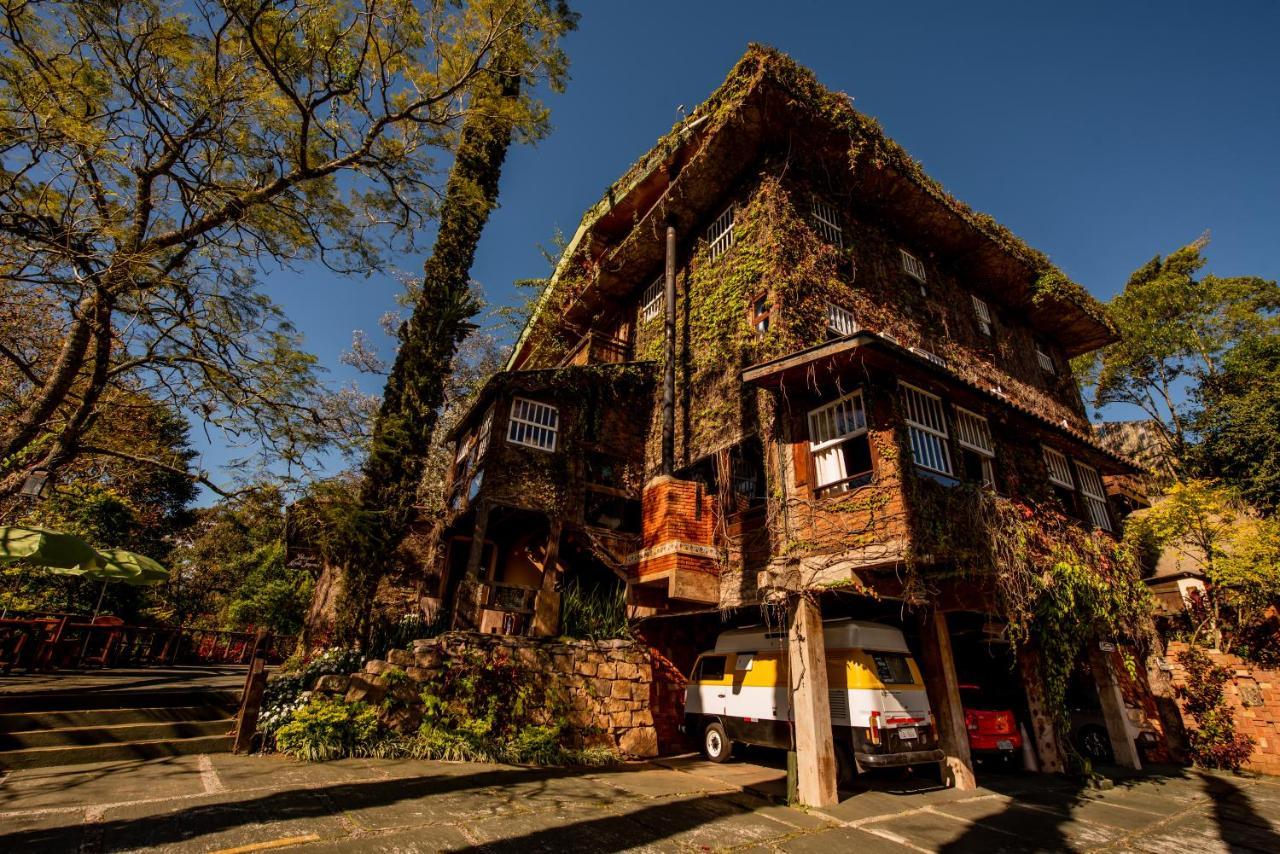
[787,594,838,807]
[1088,644,1142,770]
[917,609,976,790]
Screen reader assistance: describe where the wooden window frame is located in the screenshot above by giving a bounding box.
[1074,460,1113,532]
[900,383,953,477]
[706,205,736,260]
[810,198,844,247]
[971,294,993,337]
[640,276,663,323]
[807,390,872,495]
[507,397,559,452]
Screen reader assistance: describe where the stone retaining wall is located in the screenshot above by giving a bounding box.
[1166,641,1280,776]
[312,631,659,758]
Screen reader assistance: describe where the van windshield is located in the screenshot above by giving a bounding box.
[869,652,914,685]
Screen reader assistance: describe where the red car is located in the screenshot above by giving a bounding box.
[960,684,1023,761]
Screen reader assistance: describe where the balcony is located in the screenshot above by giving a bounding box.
[559,331,632,367]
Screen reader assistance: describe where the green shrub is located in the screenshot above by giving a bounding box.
[259,647,365,739]
[560,579,630,640]
[275,697,380,761]
[1175,645,1256,770]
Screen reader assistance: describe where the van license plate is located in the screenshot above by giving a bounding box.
[997,739,1014,751]
[897,727,918,740]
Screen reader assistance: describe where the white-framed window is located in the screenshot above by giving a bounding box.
[972,295,993,337]
[507,397,559,452]
[900,383,952,476]
[1042,445,1073,489]
[807,390,872,494]
[706,206,735,260]
[1036,344,1056,375]
[900,249,927,284]
[640,276,663,323]
[1074,461,1112,532]
[953,407,995,487]
[826,303,858,338]
[811,198,844,248]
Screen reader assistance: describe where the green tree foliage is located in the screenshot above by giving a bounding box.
[1125,480,1280,653]
[1194,334,1280,514]
[327,4,577,642]
[162,485,312,634]
[0,0,575,497]
[1077,237,1280,475]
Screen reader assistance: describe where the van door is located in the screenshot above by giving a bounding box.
[692,654,730,717]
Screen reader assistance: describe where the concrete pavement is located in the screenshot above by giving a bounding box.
[1,749,1278,852]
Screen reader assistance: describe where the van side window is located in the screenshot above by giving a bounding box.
[869,652,913,685]
[695,655,727,681]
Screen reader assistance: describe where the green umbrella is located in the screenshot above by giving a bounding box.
[0,526,100,573]
[93,549,168,587]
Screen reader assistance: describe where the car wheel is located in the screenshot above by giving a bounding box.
[1077,725,1114,764]
[703,722,733,763]
[834,743,856,787]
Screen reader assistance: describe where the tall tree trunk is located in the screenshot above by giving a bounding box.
[325,58,523,646]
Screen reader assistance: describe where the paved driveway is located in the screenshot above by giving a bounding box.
[1,751,1278,852]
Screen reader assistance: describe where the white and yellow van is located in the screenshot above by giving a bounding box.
[683,620,944,780]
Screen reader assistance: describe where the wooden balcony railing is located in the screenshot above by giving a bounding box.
[560,331,632,367]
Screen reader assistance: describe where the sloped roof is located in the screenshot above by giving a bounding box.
[508,44,1116,369]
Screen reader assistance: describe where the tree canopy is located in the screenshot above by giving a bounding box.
[0,0,574,498]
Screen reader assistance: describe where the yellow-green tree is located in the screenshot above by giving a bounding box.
[0,0,574,496]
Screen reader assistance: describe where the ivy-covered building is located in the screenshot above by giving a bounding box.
[427,46,1160,804]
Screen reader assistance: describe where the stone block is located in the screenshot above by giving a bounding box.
[312,674,350,695]
[379,702,424,734]
[405,666,436,683]
[578,661,598,678]
[387,648,414,667]
[414,648,443,669]
[632,709,654,728]
[345,673,388,705]
[411,638,439,654]
[597,662,619,680]
[610,680,632,700]
[590,679,612,698]
[365,659,392,676]
[611,711,633,728]
[615,662,638,680]
[618,726,659,757]
[629,681,650,702]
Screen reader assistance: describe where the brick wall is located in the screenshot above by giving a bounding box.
[1166,641,1280,776]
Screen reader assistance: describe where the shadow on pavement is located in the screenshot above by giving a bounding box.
[1200,771,1280,852]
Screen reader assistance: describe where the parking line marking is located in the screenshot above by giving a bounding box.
[199,754,227,794]
[210,834,320,854]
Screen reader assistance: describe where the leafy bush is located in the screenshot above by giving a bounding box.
[368,612,444,659]
[1175,645,1256,770]
[560,579,630,640]
[275,697,380,761]
[259,647,365,739]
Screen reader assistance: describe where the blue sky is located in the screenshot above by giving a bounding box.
[192,0,1280,496]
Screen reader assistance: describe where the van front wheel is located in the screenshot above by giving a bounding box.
[703,722,733,763]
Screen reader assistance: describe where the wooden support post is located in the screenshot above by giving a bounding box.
[1088,644,1142,770]
[917,609,976,790]
[1018,645,1066,773]
[531,519,564,637]
[233,630,269,754]
[787,594,838,807]
[451,503,492,630]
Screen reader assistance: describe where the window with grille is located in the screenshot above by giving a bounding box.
[972,295,993,337]
[706,206,736,260]
[449,408,493,509]
[900,383,952,476]
[807,390,872,495]
[954,407,995,487]
[1075,461,1112,532]
[1036,344,1056,374]
[900,249,927,283]
[826,303,858,338]
[640,276,663,323]
[811,199,844,248]
[507,397,559,452]
[1042,445,1073,489]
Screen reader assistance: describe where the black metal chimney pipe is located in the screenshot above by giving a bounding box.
[662,218,677,475]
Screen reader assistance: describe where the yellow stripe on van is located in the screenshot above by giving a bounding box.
[692,649,924,691]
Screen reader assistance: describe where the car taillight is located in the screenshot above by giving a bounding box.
[965,711,978,732]
[868,711,881,745]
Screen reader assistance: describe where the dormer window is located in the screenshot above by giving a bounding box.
[640,276,663,323]
[1036,342,1056,375]
[900,249,927,285]
[826,303,858,338]
[971,295,993,337]
[706,206,736,260]
[810,198,844,247]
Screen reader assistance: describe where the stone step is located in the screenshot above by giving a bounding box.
[0,703,239,733]
[0,717,234,750]
[0,688,241,714]
[0,732,234,770]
